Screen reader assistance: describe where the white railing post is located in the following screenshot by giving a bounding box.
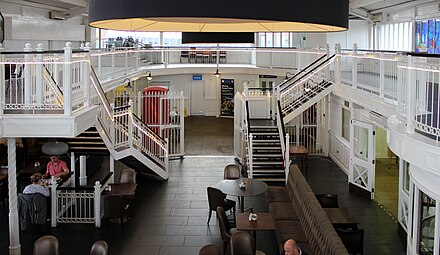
[7,138,21,255]
[97,51,102,77]
[83,42,91,107]
[35,43,44,105]
[24,43,33,106]
[0,43,4,117]
[137,91,142,116]
[249,134,253,178]
[50,176,58,227]
[110,103,115,145]
[165,137,169,173]
[285,133,290,184]
[272,88,276,121]
[159,96,163,137]
[326,43,330,80]
[128,100,133,147]
[70,152,76,187]
[109,155,115,183]
[94,181,101,228]
[63,42,73,115]
[379,52,385,98]
[111,45,115,78]
[180,91,185,156]
[125,51,128,73]
[335,43,341,85]
[406,55,415,134]
[79,155,87,186]
[352,43,358,88]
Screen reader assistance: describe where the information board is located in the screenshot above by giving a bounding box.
[220,79,234,117]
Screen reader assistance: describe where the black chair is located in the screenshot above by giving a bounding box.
[315,193,339,208]
[103,195,130,230]
[199,244,222,255]
[119,168,136,184]
[207,187,236,225]
[216,206,237,255]
[336,228,364,255]
[230,231,253,255]
[180,51,189,63]
[33,235,59,255]
[89,240,108,255]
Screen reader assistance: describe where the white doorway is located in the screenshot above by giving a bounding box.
[191,80,205,115]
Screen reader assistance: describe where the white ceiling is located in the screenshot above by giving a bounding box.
[1,0,438,22]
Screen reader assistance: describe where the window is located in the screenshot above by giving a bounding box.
[419,191,435,255]
[342,107,351,141]
[375,21,413,51]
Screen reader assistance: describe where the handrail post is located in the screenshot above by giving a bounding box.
[24,43,33,106]
[63,42,73,115]
[249,133,253,178]
[50,176,58,227]
[128,100,133,147]
[379,52,385,98]
[70,152,76,187]
[335,43,341,85]
[0,43,4,117]
[165,138,169,174]
[110,103,115,145]
[285,133,290,184]
[97,51,102,77]
[94,181,101,228]
[406,55,415,134]
[79,155,87,186]
[83,42,91,107]
[35,43,44,105]
[180,91,185,156]
[352,43,358,88]
[111,45,115,78]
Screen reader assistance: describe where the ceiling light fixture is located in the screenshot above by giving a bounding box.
[123,77,133,89]
[146,70,153,81]
[88,0,349,32]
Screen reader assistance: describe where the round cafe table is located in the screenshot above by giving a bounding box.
[216,178,268,212]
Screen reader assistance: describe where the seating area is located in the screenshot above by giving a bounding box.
[265,164,349,255]
[33,235,107,255]
[180,49,226,63]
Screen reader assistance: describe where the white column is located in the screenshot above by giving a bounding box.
[180,91,185,156]
[79,155,87,186]
[50,176,58,227]
[406,55,415,134]
[352,43,358,88]
[128,100,133,147]
[94,181,101,228]
[137,91,142,117]
[24,43,33,106]
[334,44,341,86]
[83,42,91,107]
[8,138,21,255]
[111,45,115,78]
[63,42,73,115]
[109,155,115,183]
[35,43,44,105]
[379,52,385,98]
[70,152,76,187]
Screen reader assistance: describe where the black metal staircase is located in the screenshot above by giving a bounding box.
[249,120,285,185]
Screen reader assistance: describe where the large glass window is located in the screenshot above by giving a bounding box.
[376,21,413,51]
[419,192,435,255]
[342,107,351,142]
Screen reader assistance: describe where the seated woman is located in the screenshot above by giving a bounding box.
[43,155,70,179]
[23,173,50,197]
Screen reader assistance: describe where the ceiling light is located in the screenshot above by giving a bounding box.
[89,0,349,32]
[123,77,133,89]
[146,70,153,81]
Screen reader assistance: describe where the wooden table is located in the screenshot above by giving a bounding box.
[216,178,268,212]
[289,145,309,178]
[236,213,276,255]
[323,208,359,229]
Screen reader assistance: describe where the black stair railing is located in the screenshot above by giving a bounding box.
[277,100,286,140]
[279,54,336,94]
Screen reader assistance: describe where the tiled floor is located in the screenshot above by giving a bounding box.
[0,117,406,255]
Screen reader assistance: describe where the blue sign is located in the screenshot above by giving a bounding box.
[192,74,203,80]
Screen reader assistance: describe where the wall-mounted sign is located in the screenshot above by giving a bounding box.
[259,75,278,78]
[220,79,234,117]
[192,74,203,80]
[0,12,4,44]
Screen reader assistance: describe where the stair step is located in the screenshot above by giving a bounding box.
[252,169,285,174]
[252,177,286,182]
[66,141,105,145]
[252,161,283,165]
[67,137,102,140]
[252,139,280,143]
[250,125,277,129]
[69,146,108,150]
[253,154,282,157]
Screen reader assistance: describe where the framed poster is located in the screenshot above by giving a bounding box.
[436,19,440,54]
[415,21,421,52]
[428,19,435,53]
[220,79,234,117]
[0,12,3,44]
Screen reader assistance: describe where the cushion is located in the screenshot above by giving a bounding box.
[275,220,308,243]
[265,187,289,205]
[269,202,298,222]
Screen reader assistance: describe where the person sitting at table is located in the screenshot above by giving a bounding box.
[283,239,308,255]
[23,173,50,197]
[43,155,69,179]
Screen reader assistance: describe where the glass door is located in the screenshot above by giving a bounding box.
[349,120,376,199]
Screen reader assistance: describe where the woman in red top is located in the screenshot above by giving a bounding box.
[43,155,70,179]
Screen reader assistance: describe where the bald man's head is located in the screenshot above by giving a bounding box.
[284,239,299,255]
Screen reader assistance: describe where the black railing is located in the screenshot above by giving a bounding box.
[277,100,286,140]
[43,65,64,96]
[279,54,336,94]
[245,100,251,133]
